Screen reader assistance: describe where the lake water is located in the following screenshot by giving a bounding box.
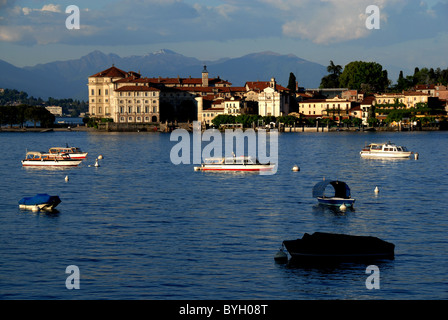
[0,130,447,300]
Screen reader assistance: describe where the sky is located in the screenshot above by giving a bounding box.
[0,0,447,80]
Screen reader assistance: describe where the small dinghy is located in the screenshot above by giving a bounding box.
[19,194,61,211]
[283,232,395,262]
[312,179,355,207]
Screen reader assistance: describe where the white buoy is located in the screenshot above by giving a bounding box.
[274,248,288,262]
[98,155,103,160]
[65,175,69,182]
[292,165,300,172]
[374,186,379,193]
[94,159,100,167]
[340,203,347,211]
[414,153,419,160]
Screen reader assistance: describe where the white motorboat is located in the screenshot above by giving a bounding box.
[21,151,82,167]
[48,146,88,159]
[195,156,275,172]
[360,142,412,159]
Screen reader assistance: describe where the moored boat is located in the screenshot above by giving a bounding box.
[48,146,88,159]
[360,141,412,159]
[312,179,355,207]
[21,151,82,167]
[282,232,395,261]
[19,193,61,211]
[195,156,275,172]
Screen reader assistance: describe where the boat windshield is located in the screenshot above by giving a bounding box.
[204,158,224,164]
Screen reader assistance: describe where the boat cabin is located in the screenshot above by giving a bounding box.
[366,143,409,152]
[49,147,83,154]
[203,156,260,165]
[25,151,69,160]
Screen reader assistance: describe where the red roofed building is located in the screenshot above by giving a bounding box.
[88,65,291,124]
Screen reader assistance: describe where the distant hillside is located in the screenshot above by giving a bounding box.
[0,50,327,100]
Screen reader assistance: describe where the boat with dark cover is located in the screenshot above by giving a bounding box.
[19,193,61,211]
[312,180,355,207]
[282,232,395,261]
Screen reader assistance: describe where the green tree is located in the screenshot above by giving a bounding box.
[395,70,413,92]
[287,72,297,93]
[211,115,236,127]
[320,60,342,88]
[338,61,389,92]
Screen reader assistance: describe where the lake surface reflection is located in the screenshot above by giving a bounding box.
[0,130,447,299]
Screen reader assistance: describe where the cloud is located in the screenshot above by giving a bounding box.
[0,0,446,48]
[22,4,62,15]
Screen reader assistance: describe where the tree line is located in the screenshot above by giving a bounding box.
[319,61,448,92]
[0,104,55,128]
[0,88,88,116]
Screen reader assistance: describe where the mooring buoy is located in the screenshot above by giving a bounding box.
[292,165,300,172]
[274,248,288,262]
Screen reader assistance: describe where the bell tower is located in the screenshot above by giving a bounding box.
[202,65,209,87]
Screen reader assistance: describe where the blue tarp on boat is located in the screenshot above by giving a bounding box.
[19,193,61,206]
[312,180,351,199]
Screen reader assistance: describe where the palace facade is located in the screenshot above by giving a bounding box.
[88,65,290,125]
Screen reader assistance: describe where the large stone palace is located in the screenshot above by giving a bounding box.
[88,65,291,125]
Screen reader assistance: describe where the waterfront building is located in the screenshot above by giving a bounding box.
[88,65,236,123]
[374,91,429,109]
[246,78,290,117]
[88,65,291,125]
[298,96,351,120]
[360,96,375,125]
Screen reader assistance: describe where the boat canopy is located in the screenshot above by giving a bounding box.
[18,193,61,206]
[312,180,351,199]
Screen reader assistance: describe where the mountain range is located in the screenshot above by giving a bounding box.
[0,49,328,101]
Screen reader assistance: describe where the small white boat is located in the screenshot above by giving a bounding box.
[48,146,88,159]
[360,142,412,159]
[22,151,82,167]
[195,156,275,172]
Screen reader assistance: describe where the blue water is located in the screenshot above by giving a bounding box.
[0,130,447,300]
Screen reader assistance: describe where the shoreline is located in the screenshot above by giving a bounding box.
[0,126,442,133]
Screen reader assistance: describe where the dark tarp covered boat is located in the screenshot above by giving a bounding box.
[283,232,395,261]
[312,180,355,207]
[19,193,61,211]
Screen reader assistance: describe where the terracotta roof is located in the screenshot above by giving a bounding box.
[403,91,429,96]
[245,81,289,92]
[90,66,127,78]
[361,96,375,104]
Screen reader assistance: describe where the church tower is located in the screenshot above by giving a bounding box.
[202,65,209,87]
